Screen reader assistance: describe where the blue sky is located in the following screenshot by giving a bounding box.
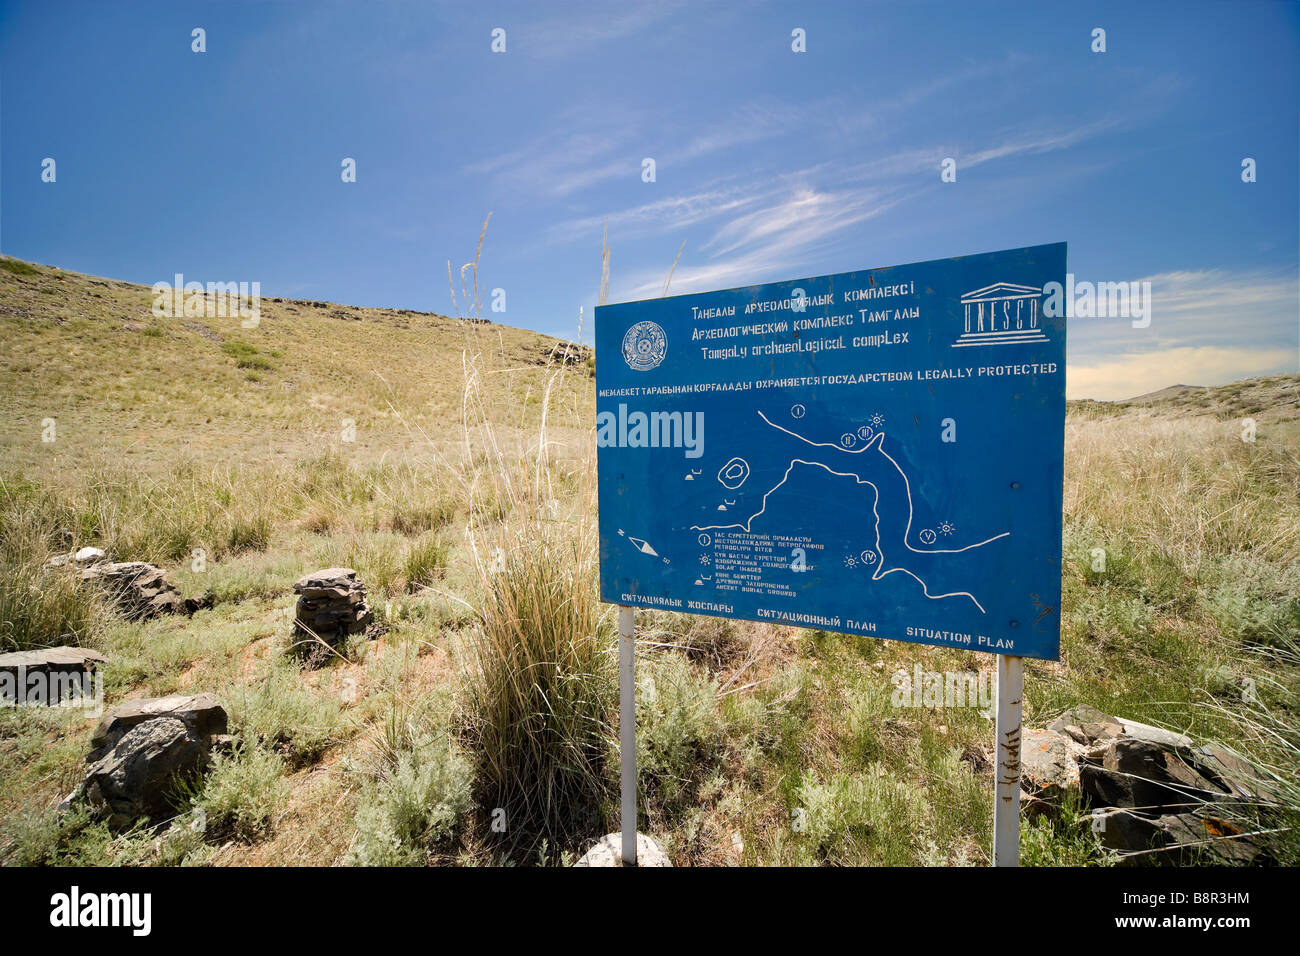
[2,0,1296,399]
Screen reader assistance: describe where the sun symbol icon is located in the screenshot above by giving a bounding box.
[938,520,956,536]
[870,413,885,428]
[844,555,858,569]
[699,554,711,566]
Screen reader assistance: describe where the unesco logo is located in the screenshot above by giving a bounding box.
[622,321,667,371]
[951,281,1048,349]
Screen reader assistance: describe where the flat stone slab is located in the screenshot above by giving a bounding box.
[1117,717,1194,751]
[293,567,363,593]
[573,833,671,867]
[0,646,106,672]
[0,646,106,706]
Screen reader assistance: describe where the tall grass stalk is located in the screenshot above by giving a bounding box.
[428,218,614,854]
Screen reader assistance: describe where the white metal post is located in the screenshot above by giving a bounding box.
[994,654,1024,866]
[618,605,637,866]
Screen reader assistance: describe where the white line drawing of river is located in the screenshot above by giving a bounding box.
[754,411,1009,554]
[688,411,1010,613]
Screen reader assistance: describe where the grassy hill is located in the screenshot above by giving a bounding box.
[1,255,1296,867]
[0,255,591,472]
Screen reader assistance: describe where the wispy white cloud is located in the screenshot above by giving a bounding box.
[548,182,770,244]
[522,0,689,58]
[621,185,900,298]
[1070,267,1299,359]
[960,120,1116,167]
[465,96,807,201]
[463,124,636,198]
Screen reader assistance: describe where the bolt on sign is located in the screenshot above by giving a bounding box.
[595,243,1067,661]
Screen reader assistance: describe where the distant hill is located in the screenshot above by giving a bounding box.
[1069,373,1299,424]
[0,256,592,472]
[1125,384,1207,403]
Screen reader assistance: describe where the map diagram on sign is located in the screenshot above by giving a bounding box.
[688,410,1009,613]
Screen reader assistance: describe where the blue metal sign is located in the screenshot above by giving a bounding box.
[595,243,1066,660]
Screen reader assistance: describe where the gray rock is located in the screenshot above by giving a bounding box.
[84,717,209,828]
[1047,708,1192,751]
[1187,743,1273,801]
[1085,807,1260,865]
[573,832,671,867]
[1085,806,1167,857]
[1047,704,1124,746]
[1025,706,1275,863]
[89,692,228,762]
[0,646,106,705]
[1080,738,1227,813]
[1116,717,1194,751]
[0,645,105,673]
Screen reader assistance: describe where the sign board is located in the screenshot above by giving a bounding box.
[595,243,1066,661]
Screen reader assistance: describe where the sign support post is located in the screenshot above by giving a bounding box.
[993,654,1024,866]
[618,605,637,866]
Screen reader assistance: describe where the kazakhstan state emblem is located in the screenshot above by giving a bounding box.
[621,320,667,371]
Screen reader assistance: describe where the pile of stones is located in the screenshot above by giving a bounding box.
[79,561,201,619]
[47,547,202,620]
[292,567,373,656]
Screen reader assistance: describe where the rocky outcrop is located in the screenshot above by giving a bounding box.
[537,342,592,367]
[78,561,202,619]
[1024,705,1270,864]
